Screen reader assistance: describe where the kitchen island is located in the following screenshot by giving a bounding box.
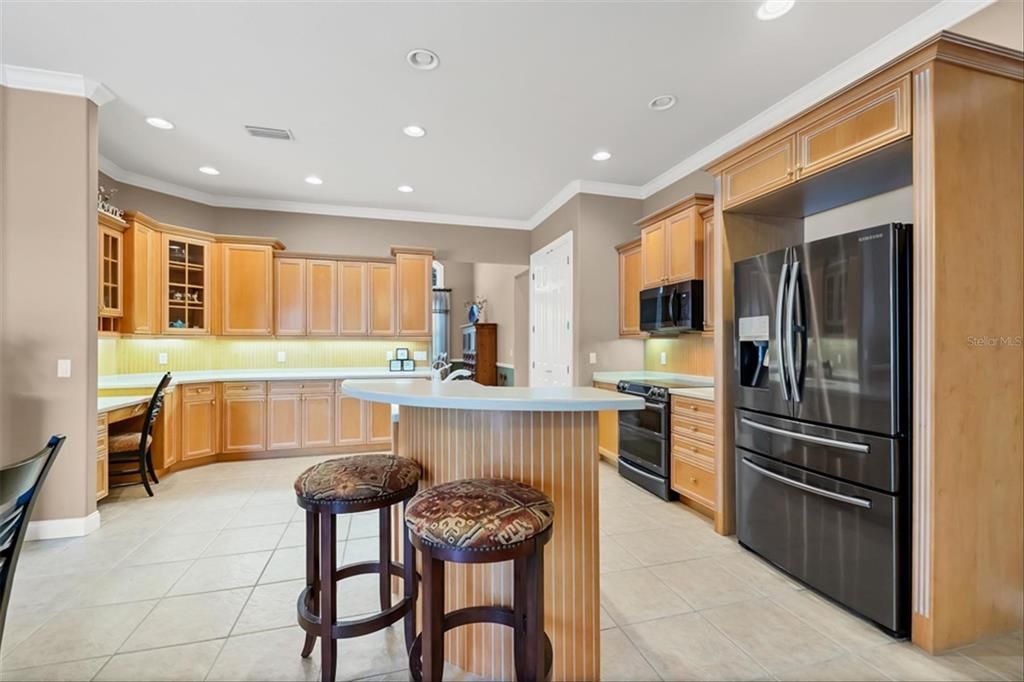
[343,379,643,682]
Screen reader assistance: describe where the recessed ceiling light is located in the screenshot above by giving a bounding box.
[592,150,612,162]
[305,175,323,185]
[406,48,440,70]
[757,0,795,21]
[198,166,220,176]
[402,125,427,138]
[648,95,677,111]
[145,117,175,130]
[397,185,415,193]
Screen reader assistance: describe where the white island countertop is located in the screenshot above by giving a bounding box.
[98,367,432,390]
[344,379,644,412]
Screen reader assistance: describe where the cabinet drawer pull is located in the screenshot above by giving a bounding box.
[689,476,698,484]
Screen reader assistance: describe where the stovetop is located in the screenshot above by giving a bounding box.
[616,378,706,403]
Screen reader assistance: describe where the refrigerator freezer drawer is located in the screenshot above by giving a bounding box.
[736,450,909,635]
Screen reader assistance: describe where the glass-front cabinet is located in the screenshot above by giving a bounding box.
[163,233,211,334]
[97,213,125,318]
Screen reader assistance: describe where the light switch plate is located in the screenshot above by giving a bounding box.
[660,352,667,366]
[414,351,427,361]
[277,351,286,363]
[57,359,71,378]
[589,352,597,365]
[158,353,168,365]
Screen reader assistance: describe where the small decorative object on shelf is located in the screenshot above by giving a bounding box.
[97,186,124,220]
[466,296,488,323]
[395,347,410,361]
[170,319,186,329]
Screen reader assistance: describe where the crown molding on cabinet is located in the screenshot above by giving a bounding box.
[1,63,115,106]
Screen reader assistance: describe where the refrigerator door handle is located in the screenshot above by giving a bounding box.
[775,262,790,401]
[742,457,872,509]
[739,417,871,453]
[785,260,802,402]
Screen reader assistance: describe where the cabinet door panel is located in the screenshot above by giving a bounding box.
[306,260,338,336]
[722,137,795,209]
[302,394,334,448]
[222,244,273,336]
[152,388,180,469]
[618,243,643,337]
[336,395,366,445]
[98,221,124,317]
[395,252,431,337]
[182,397,217,460]
[368,263,396,336]
[275,258,306,336]
[124,224,158,334]
[640,221,666,289]
[368,401,393,445]
[703,215,715,333]
[222,396,267,453]
[338,262,368,335]
[667,208,698,283]
[163,234,211,335]
[268,395,301,450]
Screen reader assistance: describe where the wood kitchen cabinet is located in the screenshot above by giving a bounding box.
[96,414,109,500]
[393,249,433,337]
[700,205,716,335]
[152,387,180,469]
[98,213,126,318]
[338,261,368,335]
[670,393,716,517]
[367,262,396,336]
[122,213,161,334]
[640,220,667,289]
[268,381,333,449]
[163,234,212,334]
[667,208,702,283]
[721,137,796,210]
[368,400,393,445]
[221,244,273,336]
[593,381,619,461]
[637,194,713,289]
[275,257,306,336]
[306,259,338,336]
[267,393,302,450]
[335,393,367,445]
[221,382,267,453]
[616,239,644,337]
[181,383,219,460]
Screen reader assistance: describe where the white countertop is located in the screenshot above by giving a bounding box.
[98,395,150,414]
[669,387,715,401]
[98,368,432,390]
[590,370,714,387]
[343,379,645,412]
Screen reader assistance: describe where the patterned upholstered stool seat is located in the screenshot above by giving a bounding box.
[405,478,554,551]
[108,431,153,454]
[294,454,420,505]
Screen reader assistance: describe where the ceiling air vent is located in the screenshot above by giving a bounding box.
[244,125,293,141]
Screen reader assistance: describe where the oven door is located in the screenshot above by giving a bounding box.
[639,286,667,333]
[618,400,669,476]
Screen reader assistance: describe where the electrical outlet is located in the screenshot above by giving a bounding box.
[277,351,286,363]
[589,352,597,365]
[158,353,168,365]
[413,351,427,361]
[660,351,667,366]
[56,359,71,378]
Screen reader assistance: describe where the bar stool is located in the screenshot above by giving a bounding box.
[404,478,554,682]
[294,455,421,682]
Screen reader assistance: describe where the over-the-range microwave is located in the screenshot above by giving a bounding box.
[639,280,704,334]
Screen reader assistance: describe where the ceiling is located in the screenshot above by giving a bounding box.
[0,1,968,225]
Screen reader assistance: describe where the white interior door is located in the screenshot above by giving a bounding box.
[529,232,573,387]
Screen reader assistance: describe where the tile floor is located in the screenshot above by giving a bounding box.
[2,455,1021,681]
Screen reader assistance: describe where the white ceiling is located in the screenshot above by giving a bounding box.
[0,1,984,226]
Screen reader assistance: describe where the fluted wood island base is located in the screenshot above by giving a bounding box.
[342,379,643,681]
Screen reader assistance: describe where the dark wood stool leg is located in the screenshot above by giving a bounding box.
[402,498,417,654]
[320,511,338,682]
[421,546,445,682]
[513,556,528,681]
[524,543,546,682]
[378,506,392,611]
[300,509,319,659]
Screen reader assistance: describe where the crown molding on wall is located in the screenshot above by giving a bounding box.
[1,63,115,106]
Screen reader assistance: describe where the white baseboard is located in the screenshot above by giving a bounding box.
[26,510,101,541]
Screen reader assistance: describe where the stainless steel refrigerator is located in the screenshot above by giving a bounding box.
[431,289,451,365]
[733,222,911,635]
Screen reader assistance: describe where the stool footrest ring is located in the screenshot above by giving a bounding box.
[298,561,416,640]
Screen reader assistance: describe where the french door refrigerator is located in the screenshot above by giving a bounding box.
[733,222,911,636]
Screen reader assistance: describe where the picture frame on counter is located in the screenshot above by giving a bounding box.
[402,359,415,371]
[395,348,410,361]
[389,359,403,372]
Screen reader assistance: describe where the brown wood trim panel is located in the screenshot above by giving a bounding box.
[721,136,796,209]
[636,193,714,227]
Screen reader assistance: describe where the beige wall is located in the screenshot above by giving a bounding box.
[513,270,530,386]
[1,87,98,523]
[473,263,527,366]
[440,261,474,360]
[803,186,913,242]
[952,0,1024,51]
[99,173,531,265]
[641,170,715,217]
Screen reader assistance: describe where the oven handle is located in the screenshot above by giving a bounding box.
[739,417,870,453]
[742,458,872,509]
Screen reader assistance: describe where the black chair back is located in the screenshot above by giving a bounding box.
[0,435,65,646]
[138,372,172,456]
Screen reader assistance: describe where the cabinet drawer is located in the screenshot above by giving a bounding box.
[96,457,109,501]
[671,396,714,422]
[671,414,715,444]
[270,380,334,395]
[722,137,795,209]
[223,381,267,397]
[796,75,910,179]
[671,456,716,509]
[672,433,715,461]
[183,383,216,402]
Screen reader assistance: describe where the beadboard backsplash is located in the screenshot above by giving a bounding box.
[643,335,714,377]
[98,338,430,375]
